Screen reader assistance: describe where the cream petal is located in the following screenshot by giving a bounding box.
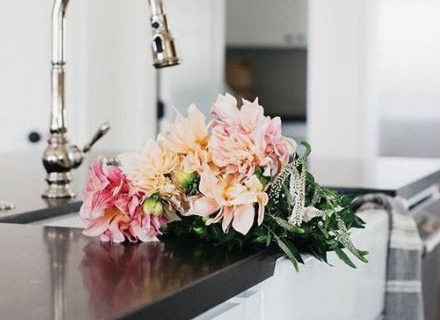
[257,192,269,225]
[187,104,208,138]
[232,204,255,235]
[229,191,257,205]
[221,206,234,232]
[245,175,263,190]
[188,197,220,217]
[198,168,216,197]
[206,207,225,225]
[211,94,238,120]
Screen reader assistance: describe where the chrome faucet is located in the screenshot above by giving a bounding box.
[43,0,180,199]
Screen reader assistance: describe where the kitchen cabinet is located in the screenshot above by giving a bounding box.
[226,0,307,48]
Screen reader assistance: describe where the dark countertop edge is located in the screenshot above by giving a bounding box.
[0,201,81,224]
[326,186,396,197]
[397,168,440,200]
[118,250,279,320]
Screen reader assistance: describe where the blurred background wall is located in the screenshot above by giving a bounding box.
[0,0,439,159]
[377,0,440,158]
[0,0,225,154]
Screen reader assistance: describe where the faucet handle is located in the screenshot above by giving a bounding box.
[83,122,111,153]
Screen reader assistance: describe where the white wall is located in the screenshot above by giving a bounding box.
[0,0,53,153]
[377,0,440,122]
[0,0,225,154]
[81,0,157,152]
[0,0,156,154]
[161,0,226,118]
[307,0,380,159]
[377,0,440,157]
[307,0,440,159]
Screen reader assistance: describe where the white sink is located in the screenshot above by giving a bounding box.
[260,210,388,320]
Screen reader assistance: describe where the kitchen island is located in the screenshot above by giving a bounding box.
[0,223,276,320]
[1,153,440,320]
[0,211,388,320]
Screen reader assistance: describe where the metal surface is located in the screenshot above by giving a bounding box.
[43,0,180,199]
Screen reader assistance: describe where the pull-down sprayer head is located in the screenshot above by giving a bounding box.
[149,0,180,68]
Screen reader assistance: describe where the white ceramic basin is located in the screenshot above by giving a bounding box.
[260,210,388,320]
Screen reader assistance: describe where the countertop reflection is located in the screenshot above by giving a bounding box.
[0,224,275,320]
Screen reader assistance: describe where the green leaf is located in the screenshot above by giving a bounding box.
[270,215,305,234]
[334,248,357,269]
[265,230,272,247]
[300,141,312,157]
[285,239,304,264]
[274,234,299,271]
[348,247,369,263]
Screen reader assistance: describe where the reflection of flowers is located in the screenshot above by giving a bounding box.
[80,241,226,319]
[81,242,163,319]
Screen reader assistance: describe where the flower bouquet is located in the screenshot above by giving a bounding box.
[80,93,367,270]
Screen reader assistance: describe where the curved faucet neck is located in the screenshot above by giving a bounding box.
[52,0,70,65]
[51,0,165,64]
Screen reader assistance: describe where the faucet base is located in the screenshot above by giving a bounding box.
[42,172,76,199]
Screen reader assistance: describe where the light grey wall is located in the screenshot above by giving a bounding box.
[380,119,440,158]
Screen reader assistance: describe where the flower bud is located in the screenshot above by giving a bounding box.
[142,194,164,216]
[175,171,200,195]
[176,171,198,189]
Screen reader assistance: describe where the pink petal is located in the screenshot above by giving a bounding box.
[108,218,125,243]
[130,221,157,242]
[82,214,113,237]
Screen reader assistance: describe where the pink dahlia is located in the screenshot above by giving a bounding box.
[209,94,296,179]
[80,161,166,243]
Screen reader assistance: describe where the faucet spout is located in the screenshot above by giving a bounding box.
[43,0,180,199]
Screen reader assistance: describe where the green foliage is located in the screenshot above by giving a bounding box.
[165,141,368,271]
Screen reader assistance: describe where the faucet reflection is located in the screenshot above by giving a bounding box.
[44,227,79,320]
[43,0,180,199]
